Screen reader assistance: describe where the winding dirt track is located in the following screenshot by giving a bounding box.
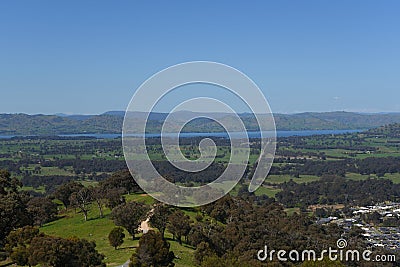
[138,208,154,234]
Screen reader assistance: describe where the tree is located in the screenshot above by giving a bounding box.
[0,170,32,247]
[0,169,20,195]
[53,181,83,209]
[28,235,105,267]
[70,187,92,221]
[194,241,216,265]
[104,187,126,209]
[129,230,174,267]
[108,227,125,250]
[149,203,171,239]
[199,256,228,267]
[26,197,58,226]
[111,201,150,239]
[5,226,41,266]
[206,195,234,224]
[6,228,105,267]
[9,246,30,266]
[90,186,106,218]
[100,169,141,194]
[167,210,191,245]
[301,258,345,266]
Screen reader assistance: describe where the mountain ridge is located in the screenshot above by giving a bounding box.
[2,111,400,135]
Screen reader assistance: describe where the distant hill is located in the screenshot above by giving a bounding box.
[275,111,400,130]
[2,111,400,135]
[365,123,400,138]
[0,114,122,135]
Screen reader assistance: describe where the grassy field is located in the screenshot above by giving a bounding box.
[39,166,75,176]
[265,174,320,184]
[284,207,301,216]
[124,193,156,205]
[254,185,281,198]
[41,207,137,267]
[346,172,400,184]
[21,185,46,193]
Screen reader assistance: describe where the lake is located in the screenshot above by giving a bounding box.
[0,129,364,139]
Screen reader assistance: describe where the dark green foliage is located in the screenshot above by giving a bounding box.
[22,175,74,193]
[100,169,142,194]
[42,158,127,174]
[5,227,105,267]
[0,170,32,247]
[194,241,216,265]
[301,258,345,266]
[5,226,40,250]
[191,196,351,266]
[104,187,126,209]
[53,181,84,209]
[108,227,125,249]
[0,168,22,194]
[276,175,400,207]
[27,197,58,226]
[201,195,234,224]
[167,210,191,245]
[151,160,225,185]
[199,255,260,267]
[111,201,150,239]
[9,246,30,266]
[149,203,172,239]
[129,230,174,267]
[5,226,41,266]
[28,235,105,267]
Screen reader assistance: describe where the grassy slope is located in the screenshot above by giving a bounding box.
[40,186,279,267]
[42,208,137,267]
[40,194,195,267]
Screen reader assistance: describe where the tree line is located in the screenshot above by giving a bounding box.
[269,156,400,178]
[276,175,400,208]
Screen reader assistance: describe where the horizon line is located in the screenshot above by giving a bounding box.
[1,110,400,116]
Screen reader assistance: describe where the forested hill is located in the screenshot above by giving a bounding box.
[2,111,400,135]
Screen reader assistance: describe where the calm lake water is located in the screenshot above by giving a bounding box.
[0,129,364,139]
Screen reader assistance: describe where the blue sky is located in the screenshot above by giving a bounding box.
[0,1,399,114]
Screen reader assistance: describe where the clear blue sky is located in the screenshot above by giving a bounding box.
[0,1,399,114]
